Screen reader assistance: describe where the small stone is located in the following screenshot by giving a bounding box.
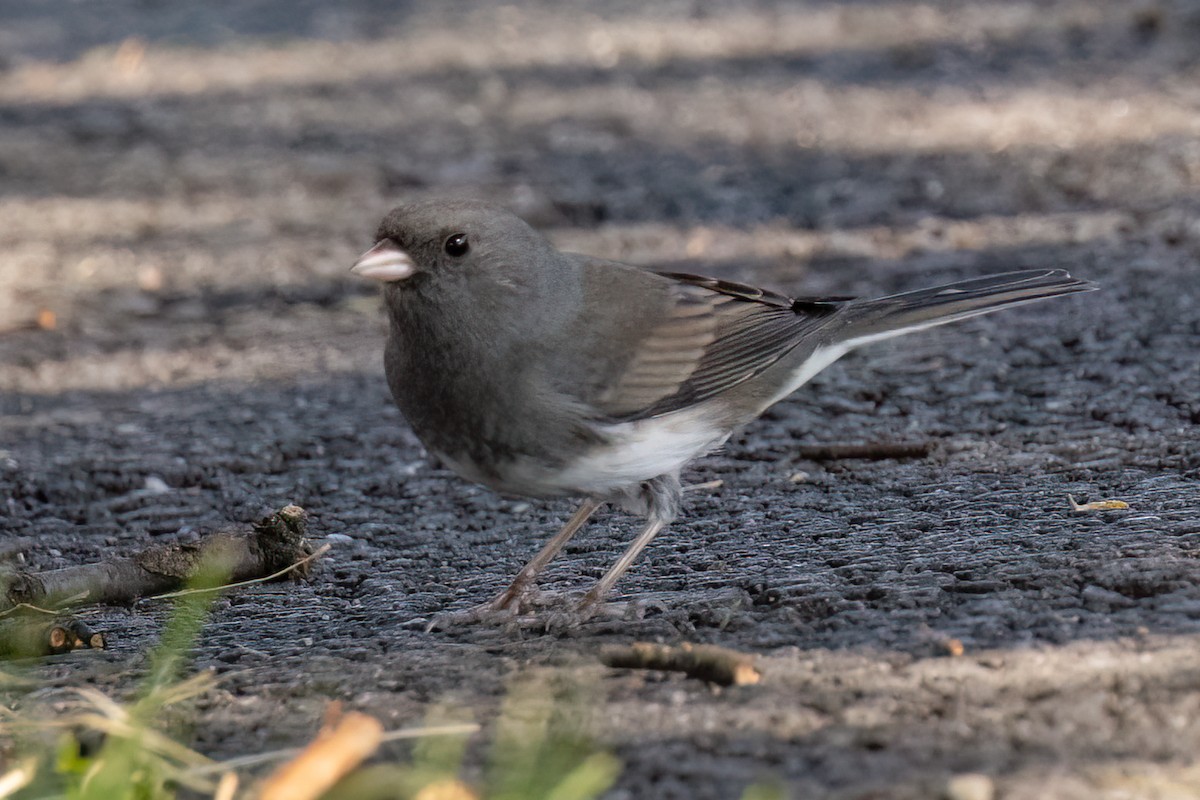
[788,471,810,484]
[144,475,170,494]
[944,773,994,800]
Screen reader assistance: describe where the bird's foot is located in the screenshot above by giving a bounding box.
[424,589,670,631]
[424,582,574,630]
[424,600,519,632]
[538,593,674,631]
[423,586,539,631]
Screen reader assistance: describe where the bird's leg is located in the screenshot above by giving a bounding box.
[576,473,681,612]
[426,497,602,630]
[492,497,602,610]
[578,515,668,609]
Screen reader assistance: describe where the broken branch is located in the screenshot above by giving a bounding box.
[600,642,761,686]
[152,543,330,601]
[0,505,315,613]
[0,615,105,659]
[258,711,384,800]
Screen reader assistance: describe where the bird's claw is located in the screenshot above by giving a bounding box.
[424,588,640,631]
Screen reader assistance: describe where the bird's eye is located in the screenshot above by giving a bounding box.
[444,233,469,257]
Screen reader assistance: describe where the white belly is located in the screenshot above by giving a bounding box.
[506,407,728,498]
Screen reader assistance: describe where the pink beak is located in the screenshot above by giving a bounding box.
[350,240,416,282]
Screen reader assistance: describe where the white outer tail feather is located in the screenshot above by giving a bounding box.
[766,294,1065,409]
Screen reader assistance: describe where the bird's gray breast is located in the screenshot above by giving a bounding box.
[383,293,602,495]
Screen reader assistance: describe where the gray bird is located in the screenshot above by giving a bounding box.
[352,199,1095,624]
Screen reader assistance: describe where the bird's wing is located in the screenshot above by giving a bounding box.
[581,269,852,420]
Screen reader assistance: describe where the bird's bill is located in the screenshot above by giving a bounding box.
[350,240,416,282]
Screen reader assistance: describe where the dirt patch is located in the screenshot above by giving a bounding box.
[2,2,1200,797]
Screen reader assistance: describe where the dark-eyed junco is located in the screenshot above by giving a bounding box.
[352,199,1095,624]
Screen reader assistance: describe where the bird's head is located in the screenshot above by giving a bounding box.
[351,199,559,299]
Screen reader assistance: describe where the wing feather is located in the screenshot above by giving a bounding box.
[594,272,848,420]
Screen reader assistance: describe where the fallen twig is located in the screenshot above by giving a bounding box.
[600,642,761,686]
[0,616,106,659]
[0,505,315,612]
[1068,494,1129,512]
[213,773,239,800]
[0,758,36,797]
[794,441,934,461]
[151,543,331,602]
[0,619,72,659]
[0,601,66,619]
[64,618,106,649]
[186,723,481,777]
[258,711,384,800]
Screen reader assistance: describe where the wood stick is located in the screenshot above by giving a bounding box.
[0,505,313,612]
[0,759,37,797]
[258,712,384,800]
[213,772,239,800]
[794,441,933,461]
[186,723,480,777]
[0,619,75,658]
[64,618,106,650]
[600,642,761,686]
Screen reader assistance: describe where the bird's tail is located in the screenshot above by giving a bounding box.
[832,268,1097,349]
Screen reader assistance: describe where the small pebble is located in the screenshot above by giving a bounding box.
[788,471,810,484]
[144,475,170,494]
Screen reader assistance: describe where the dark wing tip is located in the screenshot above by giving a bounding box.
[658,271,825,310]
[791,297,852,316]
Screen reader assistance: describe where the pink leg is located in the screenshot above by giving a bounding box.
[427,498,602,630]
[493,497,602,609]
[579,516,667,609]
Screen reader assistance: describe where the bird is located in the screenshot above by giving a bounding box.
[351,198,1096,625]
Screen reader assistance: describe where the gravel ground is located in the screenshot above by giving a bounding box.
[2,2,1200,798]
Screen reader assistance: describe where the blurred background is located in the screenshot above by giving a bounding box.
[1,0,1197,395]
